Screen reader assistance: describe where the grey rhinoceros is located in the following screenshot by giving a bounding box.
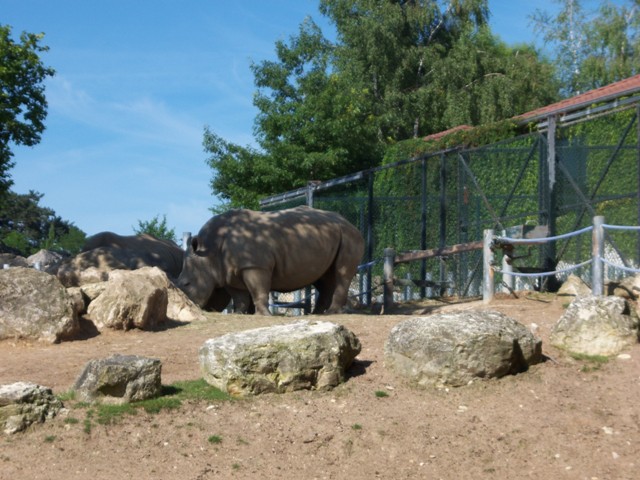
[177,206,364,315]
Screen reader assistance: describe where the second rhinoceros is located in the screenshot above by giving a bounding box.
[177,206,364,315]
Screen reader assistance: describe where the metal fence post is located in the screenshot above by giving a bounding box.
[592,216,605,296]
[383,248,395,313]
[182,232,192,252]
[502,250,513,293]
[482,229,494,303]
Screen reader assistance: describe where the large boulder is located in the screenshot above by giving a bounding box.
[550,295,639,357]
[73,354,162,404]
[56,232,184,287]
[384,311,543,388]
[200,320,361,397]
[0,267,80,343]
[608,274,640,302]
[27,249,64,273]
[0,253,28,268]
[557,274,591,299]
[0,382,63,434]
[86,267,168,331]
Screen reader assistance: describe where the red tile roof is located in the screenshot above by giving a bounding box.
[423,124,473,142]
[516,73,640,123]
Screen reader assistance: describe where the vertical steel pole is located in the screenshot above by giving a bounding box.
[420,158,427,299]
[439,154,447,294]
[592,216,605,296]
[502,248,514,293]
[306,182,315,207]
[182,232,192,252]
[383,248,395,314]
[483,229,495,303]
[366,171,374,306]
[542,116,558,291]
[637,105,640,264]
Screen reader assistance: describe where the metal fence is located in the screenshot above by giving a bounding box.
[261,103,640,307]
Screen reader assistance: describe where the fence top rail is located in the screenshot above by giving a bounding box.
[602,223,640,231]
[494,225,593,245]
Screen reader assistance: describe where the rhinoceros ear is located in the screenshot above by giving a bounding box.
[190,237,199,253]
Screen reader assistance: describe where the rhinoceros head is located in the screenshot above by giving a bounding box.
[176,236,220,308]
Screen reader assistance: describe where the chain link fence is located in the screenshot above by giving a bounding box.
[261,105,640,309]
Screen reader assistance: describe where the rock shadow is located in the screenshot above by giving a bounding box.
[346,359,373,380]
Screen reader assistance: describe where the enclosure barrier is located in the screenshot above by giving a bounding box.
[182,219,640,313]
[382,240,485,313]
[482,216,640,303]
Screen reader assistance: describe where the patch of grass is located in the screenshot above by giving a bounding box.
[69,379,230,427]
[208,435,223,444]
[570,352,609,363]
[232,463,241,470]
[140,397,182,414]
[374,390,389,398]
[64,417,80,425]
[95,403,138,425]
[83,419,92,434]
[171,379,231,402]
[352,423,362,430]
[56,390,76,402]
[44,435,56,443]
[569,352,609,372]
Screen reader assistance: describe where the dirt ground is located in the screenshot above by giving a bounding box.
[1,293,639,480]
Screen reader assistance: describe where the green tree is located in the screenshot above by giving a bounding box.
[0,190,85,255]
[0,25,55,196]
[205,0,558,209]
[531,0,640,96]
[133,214,177,243]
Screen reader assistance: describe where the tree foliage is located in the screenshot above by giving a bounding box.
[0,25,55,197]
[0,190,86,256]
[531,0,640,96]
[205,0,558,209]
[133,214,177,243]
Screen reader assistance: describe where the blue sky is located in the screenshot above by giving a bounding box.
[3,1,611,238]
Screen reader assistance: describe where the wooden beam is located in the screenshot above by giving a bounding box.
[395,241,483,264]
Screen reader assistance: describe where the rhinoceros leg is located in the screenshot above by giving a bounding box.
[227,287,255,314]
[321,242,360,314]
[240,268,272,315]
[313,275,336,314]
[204,288,232,312]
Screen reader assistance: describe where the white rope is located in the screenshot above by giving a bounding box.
[602,223,640,231]
[599,256,640,274]
[494,258,593,278]
[494,225,593,245]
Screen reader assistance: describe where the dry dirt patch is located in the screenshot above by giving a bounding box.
[1,294,639,480]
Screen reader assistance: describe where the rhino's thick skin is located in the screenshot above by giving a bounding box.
[56,232,185,287]
[177,206,364,315]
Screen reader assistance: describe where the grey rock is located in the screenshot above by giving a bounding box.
[27,249,64,273]
[557,274,591,299]
[607,274,640,301]
[384,310,543,388]
[550,295,639,356]
[87,267,168,331]
[200,320,361,397]
[0,254,28,268]
[0,382,63,434]
[0,267,80,343]
[73,354,162,404]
